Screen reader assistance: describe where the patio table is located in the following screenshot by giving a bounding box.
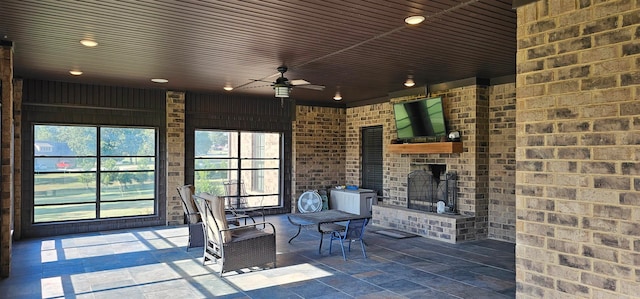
[287,209,369,254]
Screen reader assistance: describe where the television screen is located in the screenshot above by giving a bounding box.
[393,97,446,140]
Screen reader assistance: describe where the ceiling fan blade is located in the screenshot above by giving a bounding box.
[294,84,325,91]
[232,79,272,90]
[290,79,310,85]
[250,79,273,84]
[243,84,272,89]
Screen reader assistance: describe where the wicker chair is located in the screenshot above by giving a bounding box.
[223,180,265,225]
[194,192,276,276]
[176,185,204,251]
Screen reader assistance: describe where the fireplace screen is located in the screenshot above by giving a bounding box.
[407,169,457,214]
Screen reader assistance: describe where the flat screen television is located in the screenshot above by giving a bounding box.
[393,97,446,140]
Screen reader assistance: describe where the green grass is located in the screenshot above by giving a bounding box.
[34,172,156,222]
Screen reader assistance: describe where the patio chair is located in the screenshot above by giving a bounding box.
[328,218,368,260]
[223,180,265,224]
[194,192,276,276]
[176,185,204,251]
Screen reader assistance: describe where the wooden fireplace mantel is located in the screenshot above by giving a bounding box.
[387,142,463,154]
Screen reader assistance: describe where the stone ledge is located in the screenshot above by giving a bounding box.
[372,204,477,244]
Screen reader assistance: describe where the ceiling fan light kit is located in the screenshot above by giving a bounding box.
[269,66,324,98]
[274,85,290,98]
[234,65,324,99]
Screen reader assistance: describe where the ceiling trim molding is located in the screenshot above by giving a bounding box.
[296,99,346,108]
[346,96,391,108]
[430,77,490,93]
[387,86,428,100]
[346,75,515,108]
[512,0,539,8]
[0,40,14,47]
[490,75,516,85]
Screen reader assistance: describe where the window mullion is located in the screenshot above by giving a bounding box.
[96,126,102,219]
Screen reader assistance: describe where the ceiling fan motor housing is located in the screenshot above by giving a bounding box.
[277,66,288,74]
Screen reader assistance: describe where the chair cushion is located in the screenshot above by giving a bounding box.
[199,192,232,243]
[178,185,200,224]
[230,227,272,242]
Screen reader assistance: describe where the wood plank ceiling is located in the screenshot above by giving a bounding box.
[0,0,516,106]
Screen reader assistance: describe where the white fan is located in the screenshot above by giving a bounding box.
[298,190,322,213]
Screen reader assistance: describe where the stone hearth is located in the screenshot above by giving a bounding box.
[372,204,476,244]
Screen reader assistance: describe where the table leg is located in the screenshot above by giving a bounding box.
[287,215,305,243]
[288,224,302,243]
[318,233,323,254]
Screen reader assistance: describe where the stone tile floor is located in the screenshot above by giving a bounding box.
[0,215,515,298]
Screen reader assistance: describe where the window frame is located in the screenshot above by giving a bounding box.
[31,124,158,223]
[193,129,283,208]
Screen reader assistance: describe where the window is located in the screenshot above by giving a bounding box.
[252,133,265,192]
[194,130,280,207]
[33,125,156,223]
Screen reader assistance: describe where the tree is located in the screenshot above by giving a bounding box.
[101,127,146,156]
[57,126,97,156]
[78,159,96,189]
[195,131,213,156]
[101,159,119,187]
[210,131,229,149]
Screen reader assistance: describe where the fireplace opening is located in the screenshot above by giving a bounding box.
[407,166,458,214]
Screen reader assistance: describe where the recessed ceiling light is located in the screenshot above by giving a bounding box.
[223,85,233,91]
[151,78,168,83]
[333,91,342,101]
[69,70,83,76]
[404,75,415,87]
[405,15,425,25]
[80,39,98,47]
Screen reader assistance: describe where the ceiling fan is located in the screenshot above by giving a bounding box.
[261,66,325,98]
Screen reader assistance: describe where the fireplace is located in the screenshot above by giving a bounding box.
[373,162,480,243]
[407,165,458,214]
[373,165,474,243]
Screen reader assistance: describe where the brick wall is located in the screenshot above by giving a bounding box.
[12,79,22,240]
[0,42,14,277]
[345,102,394,187]
[373,204,477,243]
[489,83,517,242]
[166,91,185,225]
[430,86,490,223]
[516,1,640,298]
[345,84,508,241]
[293,105,345,211]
